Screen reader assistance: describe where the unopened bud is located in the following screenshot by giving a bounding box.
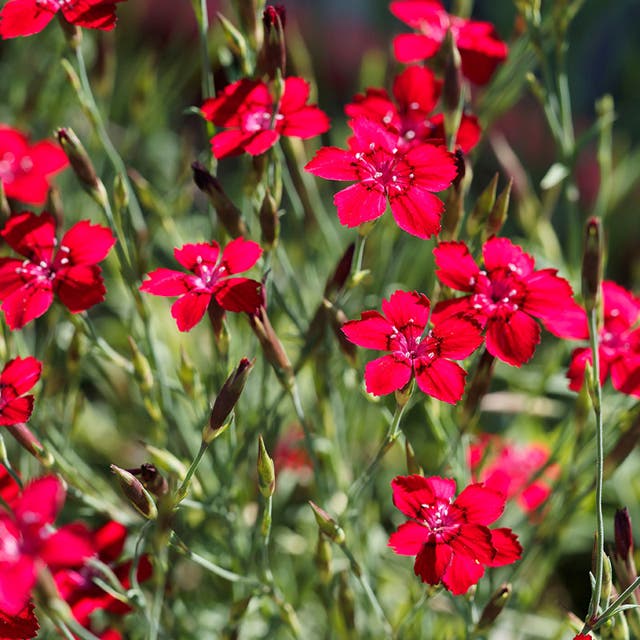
[615,508,634,561]
[204,358,255,443]
[127,336,154,393]
[309,501,345,545]
[257,435,275,497]
[315,532,332,585]
[217,12,249,59]
[45,186,64,229]
[257,5,286,79]
[114,174,129,213]
[127,463,169,496]
[405,440,423,476]
[142,442,203,498]
[6,423,54,467]
[442,30,462,147]
[467,174,498,237]
[327,302,357,366]
[177,346,197,397]
[582,217,603,313]
[192,162,247,238]
[394,379,414,409]
[486,179,512,238]
[110,464,158,519]
[476,583,511,631]
[56,128,107,207]
[259,188,279,250]
[324,243,355,300]
[338,572,355,629]
[601,552,612,609]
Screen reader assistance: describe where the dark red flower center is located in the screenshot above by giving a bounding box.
[188,256,227,292]
[416,499,460,541]
[354,144,415,195]
[471,268,526,318]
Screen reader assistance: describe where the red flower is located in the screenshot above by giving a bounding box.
[388,475,522,595]
[345,66,481,153]
[469,435,557,513]
[566,281,640,397]
[342,290,482,403]
[0,357,41,426]
[390,0,508,85]
[54,521,152,629]
[305,118,458,239]
[0,602,38,639]
[0,475,94,615]
[0,126,68,205]
[202,77,330,159]
[0,0,126,38]
[140,237,263,332]
[432,237,584,366]
[0,211,116,330]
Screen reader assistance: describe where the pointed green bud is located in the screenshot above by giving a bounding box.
[217,12,249,59]
[177,346,197,398]
[467,173,498,236]
[324,243,355,300]
[394,379,414,409]
[259,188,279,250]
[56,127,108,208]
[315,531,332,585]
[442,30,462,147]
[338,572,355,629]
[601,552,612,609]
[582,217,603,314]
[6,423,54,467]
[405,440,423,476]
[309,501,345,545]
[257,6,286,80]
[127,336,154,394]
[142,442,203,498]
[45,185,64,229]
[110,464,158,519]
[127,463,169,497]
[204,358,254,443]
[486,178,512,238]
[257,435,275,497]
[114,173,129,213]
[476,583,511,631]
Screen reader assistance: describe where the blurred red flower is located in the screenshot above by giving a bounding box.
[0,602,39,639]
[305,117,458,239]
[0,126,67,205]
[390,0,508,85]
[345,65,481,153]
[432,237,584,366]
[388,475,522,595]
[0,0,126,38]
[0,212,116,330]
[0,357,41,426]
[202,77,329,159]
[0,475,93,615]
[342,290,482,403]
[140,238,263,332]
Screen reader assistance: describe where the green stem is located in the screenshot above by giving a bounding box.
[592,574,640,631]
[175,441,208,505]
[586,305,605,623]
[351,233,367,279]
[348,400,408,503]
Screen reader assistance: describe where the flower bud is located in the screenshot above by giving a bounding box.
[259,188,279,250]
[257,435,275,497]
[177,345,197,398]
[0,180,10,222]
[486,179,512,239]
[309,501,345,545]
[615,507,634,562]
[56,128,108,208]
[467,173,498,237]
[257,5,286,80]
[110,464,158,519]
[326,302,357,367]
[45,186,64,229]
[476,583,511,631]
[192,161,247,238]
[127,336,154,394]
[315,531,332,585]
[338,572,355,629]
[114,173,129,213]
[234,0,265,50]
[127,463,169,497]
[142,442,203,498]
[582,217,603,314]
[442,30,462,148]
[324,243,355,300]
[405,440,423,476]
[204,358,255,443]
[6,423,54,467]
[217,11,250,59]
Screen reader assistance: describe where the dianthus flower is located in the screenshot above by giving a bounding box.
[390,0,508,85]
[469,435,557,513]
[345,65,481,153]
[388,475,522,595]
[342,290,482,403]
[140,237,263,332]
[565,281,640,397]
[432,237,584,366]
[0,0,125,38]
[305,117,458,239]
[0,126,68,205]
[201,77,330,159]
[0,475,94,615]
[0,357,41,426]
[0,211,116,330]
[54,521,152,630]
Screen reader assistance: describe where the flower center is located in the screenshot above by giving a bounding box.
[243,108,275,133]
[472,268,525,317]
[15,259,56,285]
[354,144,415,194]
[191,257,226,292]
[419,500,457,534]
[35,0,75,11]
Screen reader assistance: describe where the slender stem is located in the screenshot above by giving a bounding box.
[260,495,274,584]
[592,574,640,631]
[348,400,408,503]
[352,233,367,279]
[586,305,605,622]
[175,442,208,504]
[195,0,214,99]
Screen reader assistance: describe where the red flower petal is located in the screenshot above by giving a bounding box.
[39,523,94,569]
[432,315,483,359]
[391,474,454,518]
[174,242,220,271]
[485,311,540,367]
[214,277,262,314]
[482,236,534,276]
[25,140,68,175]
[0,555,35,616]
[390,186,444,239]
[393,33,441,63]
[63,1,119,31]
[220,238,262,274]
[413,541,452,586]
[0,396,34,426]
[139,269,190,297]
[610,356,640,398]
[211,130,255,159]
[387,521,430,556]
[342,311,394,350]
[454,483,506,525]
[1,212,56,264]
[171,292,211,332]
[334,183,386,228]
[457,21,508,85]
[55,265,106,313]
[57,220,115,266]
[364,354,412,395]
[304,147,359,181]
[15,475,65,530]
[603,280,640,328]
[405,143,458,191]
[201,80,268,126]
[441,545,486,595]
[487,528,523,567]
[381,290,430,334]
[392,65,441,115]
[0,357,41,396]
[93,521,127,563]
[1,281,54,330]
[350,118,399,155]
[279,106,330,138]
[414,357,466,404]
[0,0,55,38]
[242,130,280,156]
[434,241,480,293]
[0,602,39,639]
